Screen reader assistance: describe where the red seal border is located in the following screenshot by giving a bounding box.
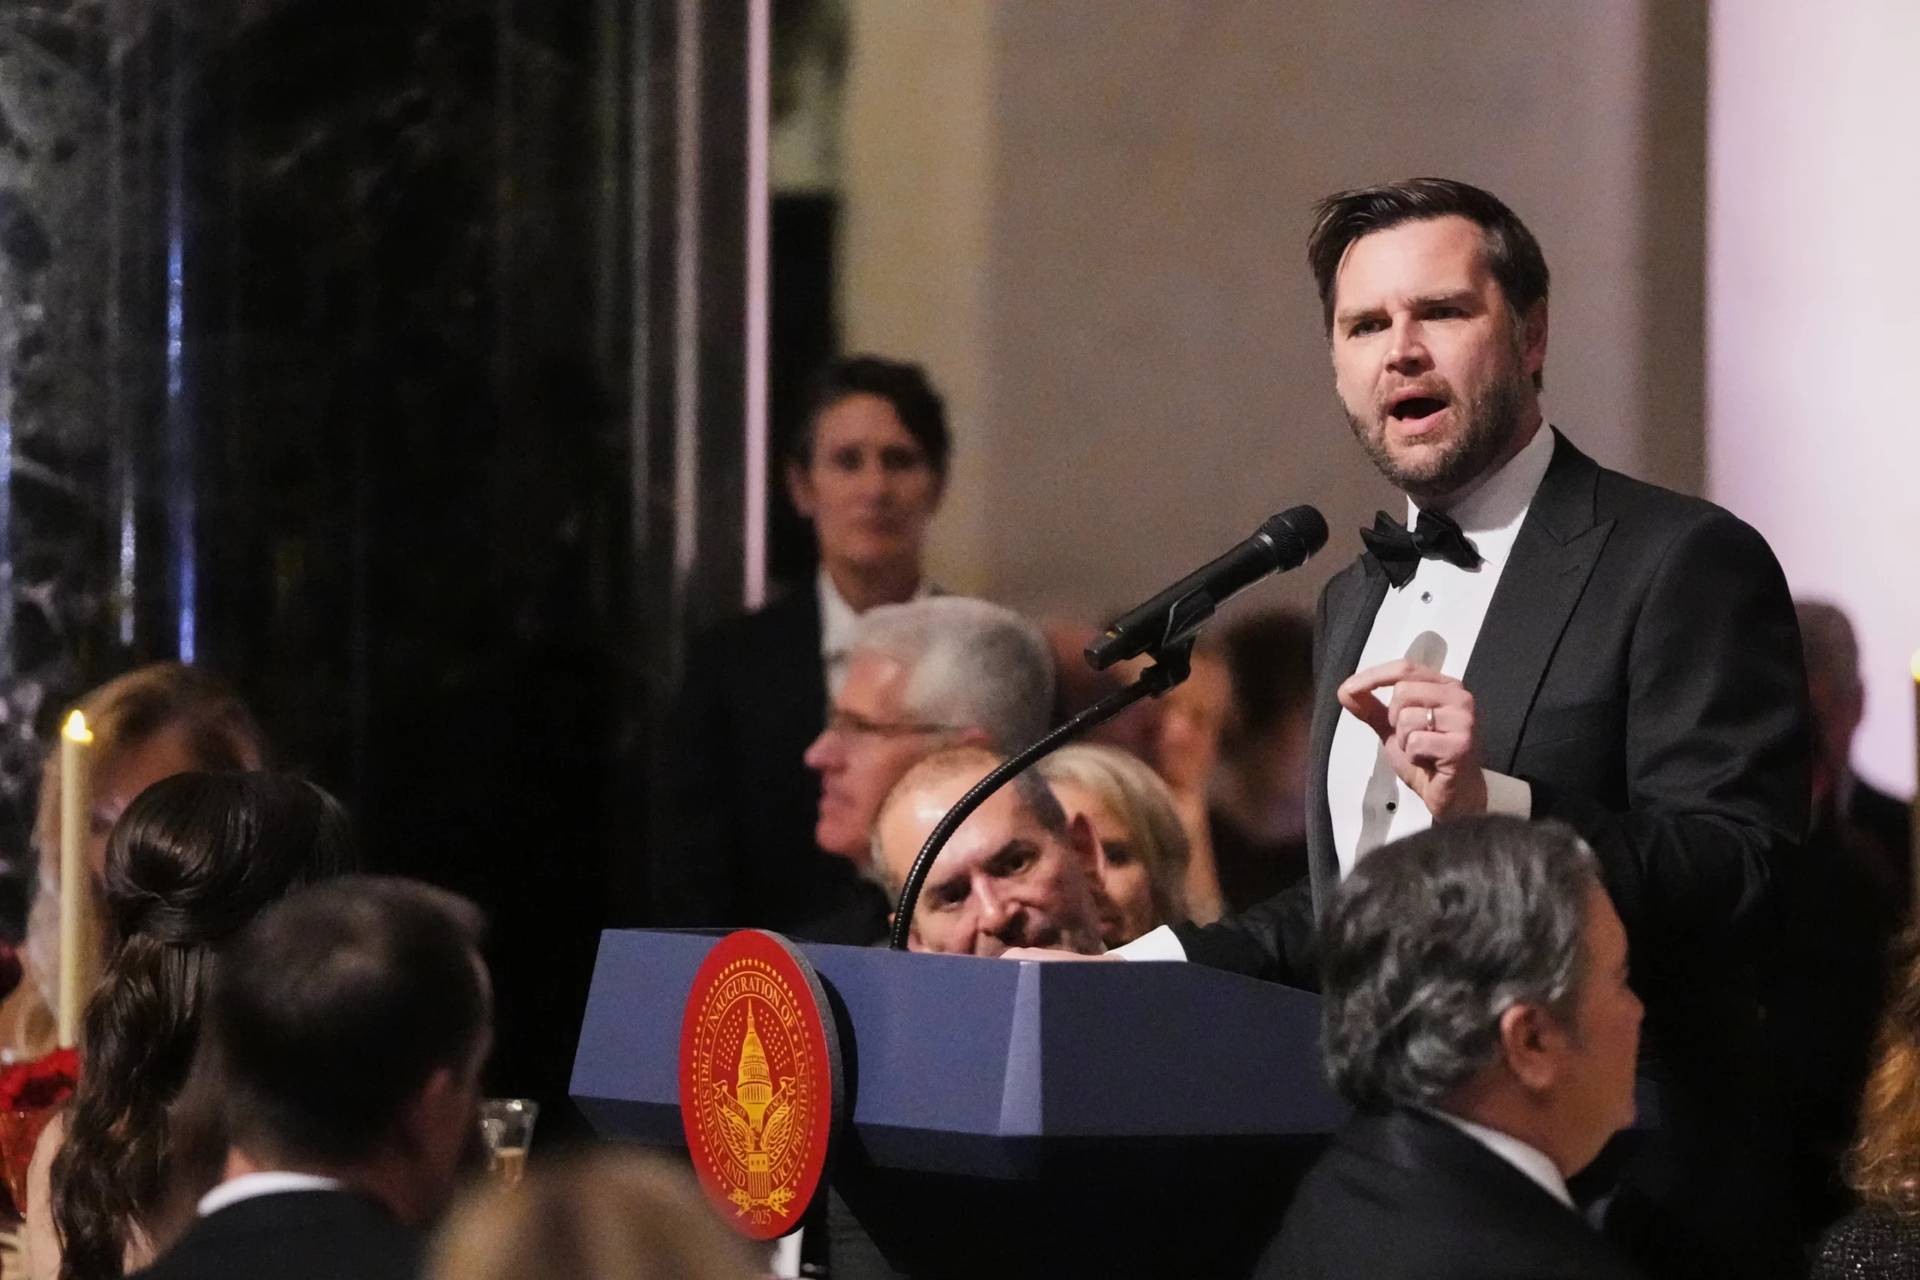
[678,930,844,1240]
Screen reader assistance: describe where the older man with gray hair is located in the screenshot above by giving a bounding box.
[869,745,1110,956]
[1262,816,1645,1280]
[802,597,1055,877]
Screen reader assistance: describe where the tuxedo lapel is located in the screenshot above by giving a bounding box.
[1463,431,1613,773]
[1307,557,1389,909]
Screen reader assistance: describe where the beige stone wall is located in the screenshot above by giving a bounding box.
[841,1,1706,621]
[1707,0,1920,796]
[839,0,999,595]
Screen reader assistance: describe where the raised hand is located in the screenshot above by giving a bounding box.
[1336,658,1489,819]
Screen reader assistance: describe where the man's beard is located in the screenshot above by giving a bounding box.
[1347,359,1531,505]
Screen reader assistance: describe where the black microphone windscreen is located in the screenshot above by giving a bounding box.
[1261,505,1329,568]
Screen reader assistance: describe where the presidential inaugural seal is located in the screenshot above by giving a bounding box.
[679,930,842,1240]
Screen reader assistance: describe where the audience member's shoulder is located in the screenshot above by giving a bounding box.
[1854,778,1913,840]
[701,584,816,649]
[1814,1204,1920,1278]
[134,1191,423,1280]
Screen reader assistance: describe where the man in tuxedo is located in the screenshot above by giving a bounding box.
[1100,178,1809,1274]
[1266,816,1645,1279]
[137,877,491,1280]
[1769,600,1910,1238]
[1797,599,1912,899]
[651,356,949,944]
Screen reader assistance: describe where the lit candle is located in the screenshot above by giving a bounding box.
[57,710,94,1048]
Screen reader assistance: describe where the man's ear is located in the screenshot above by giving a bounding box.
[1496,1002,1564,1093]
[1521,300,1549,380]
[785,458,817,519]
[395,1065,463,1159]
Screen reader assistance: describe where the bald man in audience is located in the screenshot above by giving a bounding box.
[803,597,1055,874]
[871,746,1110,956]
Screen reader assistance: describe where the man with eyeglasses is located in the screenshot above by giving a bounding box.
[803,597,1056,897]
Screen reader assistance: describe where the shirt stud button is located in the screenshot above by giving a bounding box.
[1385,801,1398,812]
[1420,591,1432,603]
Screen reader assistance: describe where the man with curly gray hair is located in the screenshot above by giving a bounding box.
[1261,816,1645,1279]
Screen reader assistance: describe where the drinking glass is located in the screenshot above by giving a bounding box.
[477,1097,539,1185]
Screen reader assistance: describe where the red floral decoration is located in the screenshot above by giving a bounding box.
[0,1047,80,1218]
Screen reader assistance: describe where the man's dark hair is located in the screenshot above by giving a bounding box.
[1318,816,1596,1112]
[1307,178,1550,388]
[206,875,489,1167]
[793,354,950,480]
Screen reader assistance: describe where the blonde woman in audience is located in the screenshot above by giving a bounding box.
[427,1150,760,1280]
[0,664,266,1064]
[1815,930,1920,1276]
[26,773,354,1280]
[1038,743,1191,946]
[1144,645,1231,924]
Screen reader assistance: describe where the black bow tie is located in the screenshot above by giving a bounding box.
[1360,509,1483,588]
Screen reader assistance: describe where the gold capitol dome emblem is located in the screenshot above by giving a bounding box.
[680,934,837,1236]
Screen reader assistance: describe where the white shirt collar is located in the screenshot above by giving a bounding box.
[197,1171,344,1218]
[817,568,863,663]
[1423,1107,1574,1208]
[818,569,931,693]
[1405,423,1556,574]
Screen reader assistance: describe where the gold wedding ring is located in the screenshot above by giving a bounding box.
[1425,707,1436,733]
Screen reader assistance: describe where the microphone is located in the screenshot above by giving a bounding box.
[1085,506,1328,670]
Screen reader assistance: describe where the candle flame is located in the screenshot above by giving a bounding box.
[61,710,92,744]
[1912,650,1920,682]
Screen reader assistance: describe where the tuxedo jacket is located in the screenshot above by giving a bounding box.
[1172,430,1808,1097]
[651,587,888,944]
[132,1190,423,1280]
[1261,1107,1646,1280]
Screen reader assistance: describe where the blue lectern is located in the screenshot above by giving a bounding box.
[572,930,1345,1279]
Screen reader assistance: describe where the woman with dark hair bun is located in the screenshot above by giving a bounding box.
[21,772,355,1280]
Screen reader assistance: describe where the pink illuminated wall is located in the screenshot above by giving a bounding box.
[1709,2,1920,798]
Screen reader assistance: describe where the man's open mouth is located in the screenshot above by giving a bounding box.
[1388,395,1449,423]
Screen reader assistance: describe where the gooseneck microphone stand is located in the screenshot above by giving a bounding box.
[887,642,1193,951]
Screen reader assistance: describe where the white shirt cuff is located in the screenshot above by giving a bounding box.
[1112,924,1189,961]
[1484,769,1532,818]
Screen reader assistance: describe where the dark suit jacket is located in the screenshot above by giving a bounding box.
[1263,1107,1645,1280]
[132,1190,422,1280]
[1173,430,1810,1022]
[1851,777,1914,908]
[651,587,888,944]
[1174,431,1810,1272]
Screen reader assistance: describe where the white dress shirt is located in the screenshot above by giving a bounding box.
[1114,426,1555,962]
[1325,423,1552,872]
[1424,1107,1574,1208]
[818,569,930,696]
